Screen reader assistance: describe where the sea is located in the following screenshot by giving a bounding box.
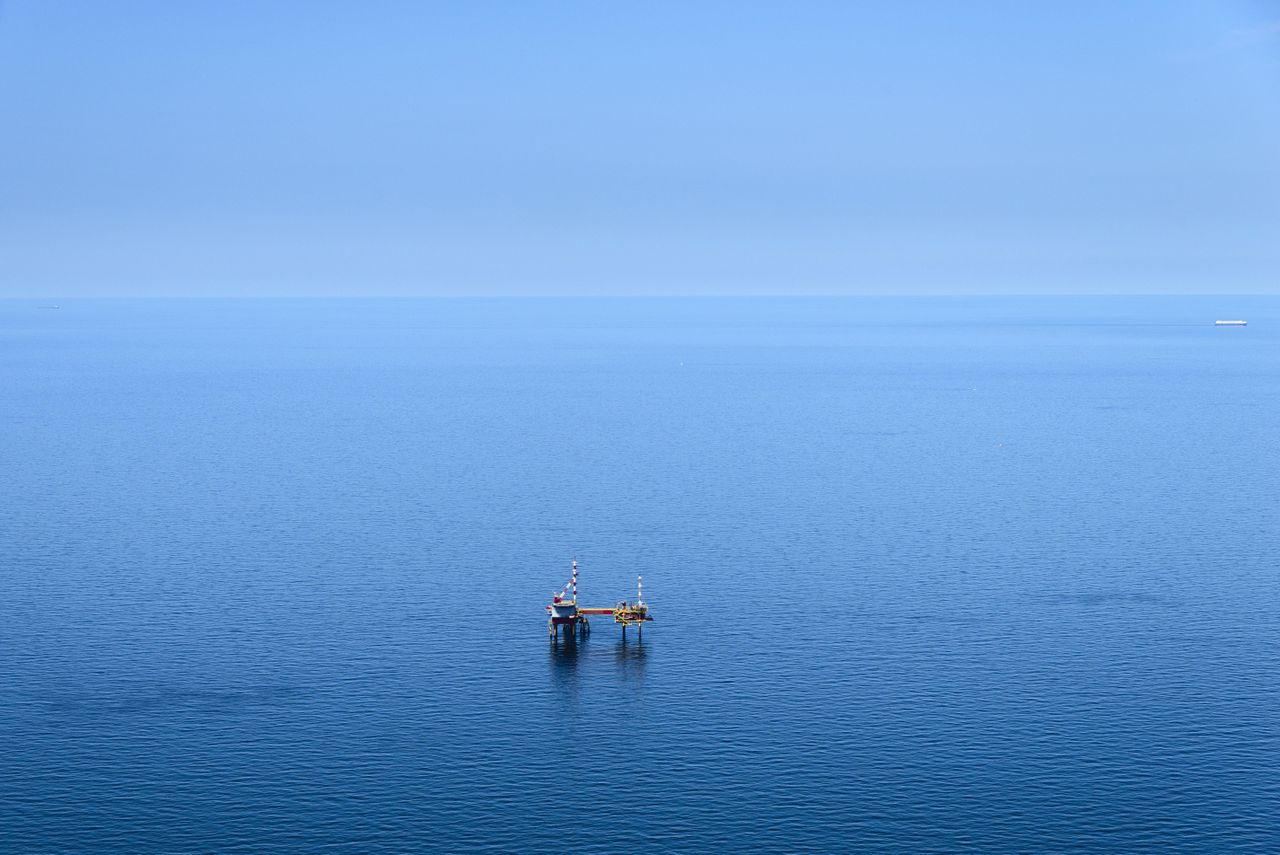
[1,296,1277,853]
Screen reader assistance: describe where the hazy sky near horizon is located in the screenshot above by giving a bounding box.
[2,1,1279,297]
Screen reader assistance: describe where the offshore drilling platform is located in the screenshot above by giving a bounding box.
[546,560,652,640]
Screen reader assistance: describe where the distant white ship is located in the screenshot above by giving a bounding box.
[1214,320,1247,326]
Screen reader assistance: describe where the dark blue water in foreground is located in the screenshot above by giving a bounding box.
[2,297,1278,853]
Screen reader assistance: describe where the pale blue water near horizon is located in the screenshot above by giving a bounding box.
[1,296,1278,852]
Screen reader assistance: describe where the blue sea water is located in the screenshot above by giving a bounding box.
[1,296,1278,853]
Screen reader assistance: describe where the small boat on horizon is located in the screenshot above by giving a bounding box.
[1214,320,1247,326]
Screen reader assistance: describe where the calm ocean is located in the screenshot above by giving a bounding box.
[1,297,1277,853]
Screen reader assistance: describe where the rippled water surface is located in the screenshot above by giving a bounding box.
[2,297,1278,852]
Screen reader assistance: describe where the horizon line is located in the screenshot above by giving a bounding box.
[3,292,1278,301]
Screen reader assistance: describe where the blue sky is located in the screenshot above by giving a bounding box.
[1,1,1278,296]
